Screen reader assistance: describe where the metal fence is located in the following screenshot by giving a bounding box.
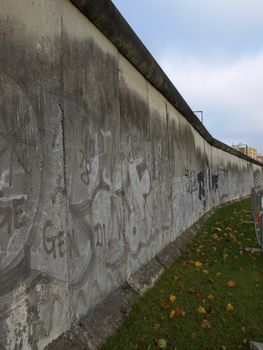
[251,187,263,253]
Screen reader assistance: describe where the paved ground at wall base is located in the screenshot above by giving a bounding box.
[46,196,248,350]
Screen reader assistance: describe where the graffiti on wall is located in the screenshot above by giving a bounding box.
[184,168,198,194]
[0,74,261,349]
[0,74,44,275]
[183,166,230,208]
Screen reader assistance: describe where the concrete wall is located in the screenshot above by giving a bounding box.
[0,0,262,348]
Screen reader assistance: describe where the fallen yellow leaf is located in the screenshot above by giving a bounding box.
[194,261,203,268]
[169,310,175,318]
[169,294,176,303]
[227,280,237,288]
[158,338,167,349]
[197,306,206,314]
[207,294,215,301]
[226,303,234,312]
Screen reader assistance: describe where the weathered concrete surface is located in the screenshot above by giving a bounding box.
[46,196,247,350]
[127,259,164,296]
[69,0,262,167]
[250,341,263,350]
[48,283,137,350]
[157,243,181,268]
[0,0,262,349]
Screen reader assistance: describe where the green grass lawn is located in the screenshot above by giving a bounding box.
[101,198,263,350]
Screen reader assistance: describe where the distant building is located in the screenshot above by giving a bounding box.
[257,154,263,163]
[232,143,260,161]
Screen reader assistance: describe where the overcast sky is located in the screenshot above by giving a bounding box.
[112,0,263,154]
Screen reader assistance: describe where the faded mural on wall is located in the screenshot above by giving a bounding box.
[0,74,43,274]
[1,75,261,348]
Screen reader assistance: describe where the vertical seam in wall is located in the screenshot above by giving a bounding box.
[59,7,70,330]
[117,50,128,280]
[146,79,150,143]
[60,17,67,197]
[165,103,171,175]
[165,102,174,240]
[204,137,209,210]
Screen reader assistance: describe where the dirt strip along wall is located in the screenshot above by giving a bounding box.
[0,0,262,348]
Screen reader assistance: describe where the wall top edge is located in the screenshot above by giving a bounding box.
[69,0,262,167]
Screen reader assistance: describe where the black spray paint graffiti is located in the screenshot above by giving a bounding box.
[184,168,198,194]
[184,167,231,207]
[212,174,219,190]
[184,168,207,208]
[42,221,80,260]
[197,172,206,209]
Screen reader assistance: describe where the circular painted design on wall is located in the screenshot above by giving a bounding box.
[0,74,43,271]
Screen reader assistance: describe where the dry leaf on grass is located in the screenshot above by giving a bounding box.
[169,294,176,303]
[158,338,167,349]
[194,261,203,268]
[207,294,215,301]
[226,303,234,312]
[201,319,211,328]
[227,280,236,288]
[170,307,186,318]
[196,306,206,314]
